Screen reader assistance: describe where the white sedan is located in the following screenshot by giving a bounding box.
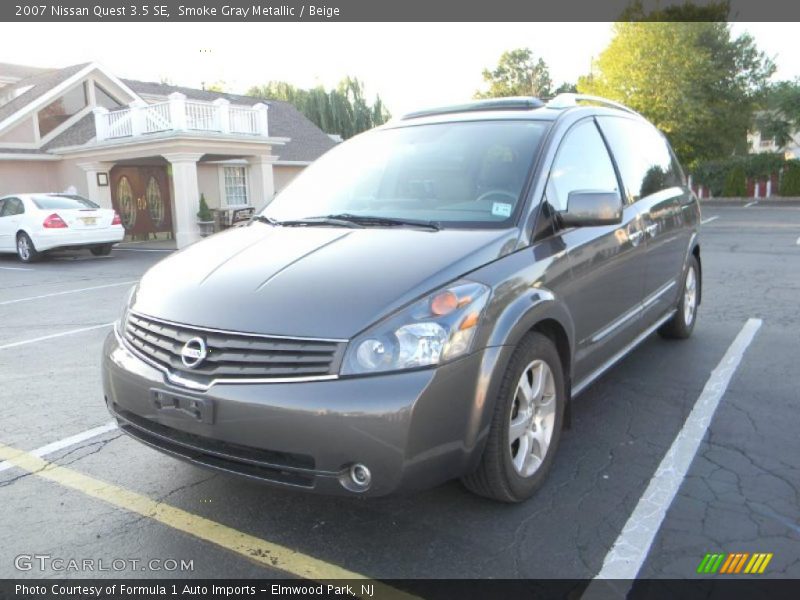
[0,193,125,262]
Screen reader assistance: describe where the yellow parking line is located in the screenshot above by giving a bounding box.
[0,442,414,597]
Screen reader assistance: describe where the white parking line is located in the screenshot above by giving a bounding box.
[0,266,32,271]
[114,248,173,253]
[796,235,800,246]
[0,422,117,475]
[586,318,762,589]
[701,216,719,224]
[744,200,758,208]
[0,280,136,306]
[0,322,114,351]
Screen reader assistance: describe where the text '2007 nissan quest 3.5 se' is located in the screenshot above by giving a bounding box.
[103,94,702,502]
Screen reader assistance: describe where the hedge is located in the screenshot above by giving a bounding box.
[780,161,800,196]
[691,154,800,197]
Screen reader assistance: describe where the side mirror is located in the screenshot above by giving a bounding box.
[559,190,623,228]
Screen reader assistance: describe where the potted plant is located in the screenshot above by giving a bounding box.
[197,193,215,237]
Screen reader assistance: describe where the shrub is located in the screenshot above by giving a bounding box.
[691,153,785,197]
[722,165,747,197]
[197,193,213,221]
[780,161,800,196]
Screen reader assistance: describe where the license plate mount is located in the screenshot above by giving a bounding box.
[150,389,214,424]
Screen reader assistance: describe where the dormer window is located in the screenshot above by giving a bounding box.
[95,83,122,109]
[37,82,88,137]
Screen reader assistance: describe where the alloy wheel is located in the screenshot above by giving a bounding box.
[683,266,697,327]
[17,236,30,261]
[508,360,557,477]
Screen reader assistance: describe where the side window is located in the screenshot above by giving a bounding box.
[545,120,619,212]
[597,116,682,203]
[0,198,23,217]
[7,198,24,216]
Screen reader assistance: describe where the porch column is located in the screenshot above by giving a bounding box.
[247,154,279,209]
[77,162,115,209]
[163,153,204,249]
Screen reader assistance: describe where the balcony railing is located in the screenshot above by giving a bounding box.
[93,92,269,141]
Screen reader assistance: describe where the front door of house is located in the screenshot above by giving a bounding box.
[110,165,173,240]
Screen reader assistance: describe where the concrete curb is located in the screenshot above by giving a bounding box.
[700,198,800,207]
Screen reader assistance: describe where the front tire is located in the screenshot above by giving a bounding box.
[90,244,113,256]
[462,332,566,503]
[658,254,700,339]
[16,232,41,263]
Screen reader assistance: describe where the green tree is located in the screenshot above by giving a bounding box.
[753,80,800,148]
[578,2,774,166]
[554,82,578,94]
[247,77,390,139]
[475,48,553,99]
[204,81,226,93]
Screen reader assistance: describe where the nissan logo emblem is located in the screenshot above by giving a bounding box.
[180,337,207,369]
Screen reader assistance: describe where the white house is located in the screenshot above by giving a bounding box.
[747,127,800,160]
[0,62,337,248]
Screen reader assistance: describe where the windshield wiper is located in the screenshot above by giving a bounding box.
[253,213,440,231]
[252,214,359,228]
[276,216,364,228]
[252,215,279,225]
[321,213,441,231]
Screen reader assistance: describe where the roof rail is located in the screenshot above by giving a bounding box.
[546,93,640,116]
[401,96,544,120]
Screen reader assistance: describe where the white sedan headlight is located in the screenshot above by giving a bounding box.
[341,280,490,375]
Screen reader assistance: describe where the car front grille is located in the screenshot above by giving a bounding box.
[123,311,346,385]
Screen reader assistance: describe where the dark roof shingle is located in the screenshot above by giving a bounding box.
[0,63,89,124]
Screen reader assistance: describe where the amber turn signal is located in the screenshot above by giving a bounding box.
[431,291,459,315]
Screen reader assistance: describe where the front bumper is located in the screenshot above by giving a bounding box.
[102,328,509,496]
[33,226,124,252]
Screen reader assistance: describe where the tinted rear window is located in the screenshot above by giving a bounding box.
[596,116,683,203]
[33,195,99,210]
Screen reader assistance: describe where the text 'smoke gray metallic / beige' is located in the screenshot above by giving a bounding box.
[103,94,702,502]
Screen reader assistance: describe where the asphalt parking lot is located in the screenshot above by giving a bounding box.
[0,205,798,583]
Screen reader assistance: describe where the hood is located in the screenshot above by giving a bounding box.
[134,222,518,339]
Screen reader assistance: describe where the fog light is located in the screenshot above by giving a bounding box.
[350,463,371,488]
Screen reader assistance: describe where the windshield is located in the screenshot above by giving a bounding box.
[262,120,549,228]
[33,195,99,210]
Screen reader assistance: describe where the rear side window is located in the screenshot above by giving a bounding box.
[32,195,99,210]
[597,117,683,203]
[545,119,620,212]
[0,198,24,216]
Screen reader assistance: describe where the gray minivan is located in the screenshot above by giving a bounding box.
[103,94,701,502]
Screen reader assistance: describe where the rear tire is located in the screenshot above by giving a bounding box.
[462,332,566,503]
[658,255,700,339]
[16,232,41,263]
[90,244,113,256]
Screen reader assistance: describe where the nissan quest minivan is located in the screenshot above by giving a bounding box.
[103,94,702,502]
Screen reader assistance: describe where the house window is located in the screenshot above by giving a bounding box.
[223,166,249,206]
[94,83,122,109]
[37,82,88,137]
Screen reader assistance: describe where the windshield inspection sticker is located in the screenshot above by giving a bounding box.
[492,202,513,217]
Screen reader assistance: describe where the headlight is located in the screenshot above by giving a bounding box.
[117,284,138,335]
[341,280,490,375]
